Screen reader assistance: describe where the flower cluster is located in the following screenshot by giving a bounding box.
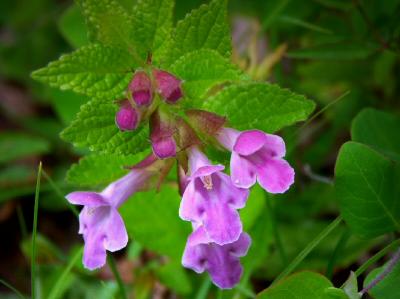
[66,68,294,289]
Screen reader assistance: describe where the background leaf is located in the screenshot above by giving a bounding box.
[202,82,315,132]
[334,141,400,238]
[351,108,400,162]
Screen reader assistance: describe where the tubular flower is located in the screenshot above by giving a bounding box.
[153,69,183,103]
[179,146,249,245]
[115,101,140,131]
[217,127,295,193]
[66,168,153,270]
[182,225,251,289]
[129,71,153,106]
[150,109,177,159]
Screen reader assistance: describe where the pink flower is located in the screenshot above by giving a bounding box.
[115,101,139,131]
[149,109,177,159]
[217,128,295,193]
[153,69,183,103]
[129,71,153,106]
[66,168,152,270]
[182,225,251,289]
[179,147,249,245]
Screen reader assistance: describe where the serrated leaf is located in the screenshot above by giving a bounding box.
[256,271,333,298]
[334,141,400,238]
[163,0,231,66]
[120,185,191,260]
[351,108,400,162]
[58,4,89,48]
[61,98,149,154]
[67,152,149,187]
[131,0,174,59]
[76,0,143,60]
[32,44,136,98]
[170,49,246,99]
[202,82,315,132]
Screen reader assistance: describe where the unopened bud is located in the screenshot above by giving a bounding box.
[150,109,177,159]
[129,71,153,106]
[153,69,183,103]
[115,102,139,131]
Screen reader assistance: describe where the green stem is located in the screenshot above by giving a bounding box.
[273,216,342,285]
[355,239,400,277]
[195,277,212,299]
[265,195,287,267]
[47,247,83,299]
[0,279,26,299]
[42,169,79,217]
[326,229,351,279]
[31,162,42,299]
[108,255,127,299]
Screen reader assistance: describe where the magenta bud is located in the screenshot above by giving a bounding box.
[115,102,139,131]
[150,110,177,159]
[129,71,153,106]
[153,69,183,103]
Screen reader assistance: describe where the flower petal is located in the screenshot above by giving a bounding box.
[230,152,257,189]
[82,232,107,270]
[66,191,107,207]
[233,130,268,156]
[217,172,250,208]
[217,127,240,151]
[179,181,202,222]
[103,208,129,252]
[203,199,242,245]
[191,165,225,179]
[263,133,286,158]
[257,158,295,193]
[226,232,251,257]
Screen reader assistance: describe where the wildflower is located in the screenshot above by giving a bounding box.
[150,109,177,159]
[129,71,153,106]
[153,69,183,103]
[115,101,139,131]
[66,167,153,270]
[182,225,251,289]
[217,128,295,193]
[179,146,249,245]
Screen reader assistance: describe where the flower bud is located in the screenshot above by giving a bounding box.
[129,71,153,106]
[150,109,177,159]
[153,69,183,103]
[186,109,226,136]
[115,102,139,131]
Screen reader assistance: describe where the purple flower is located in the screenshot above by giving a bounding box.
[217,128,295,193]
[115,101,140,131]
[129,71,153,106]
[179,147,249,245]
[153,69,183,103]
[66,170,151,270]
[150,109,177,159]
[182,225,251,289]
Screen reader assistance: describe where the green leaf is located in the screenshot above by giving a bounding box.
[61,98,149,154]
[170,49,246,99]
[163,0,231,66]
[256,271,333,298]
[58,4,89,48]
[32,44,136,98]
[334,141,400,238]
[351,108,400,162]
[76,0,141,59]
[67,152,149,187]
[0,133,50,164]
[202,82,315,132]
[364,257,400,299]
[131,0,174,59]
[287,42,379,60]
[49,89,87,125]
[120,185,191,260]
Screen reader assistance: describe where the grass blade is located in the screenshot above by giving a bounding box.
[273,216,342,285]
[31,162,42,299]
[0,278,26,299]
[108,255,127,299]
[47,246,83,299]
